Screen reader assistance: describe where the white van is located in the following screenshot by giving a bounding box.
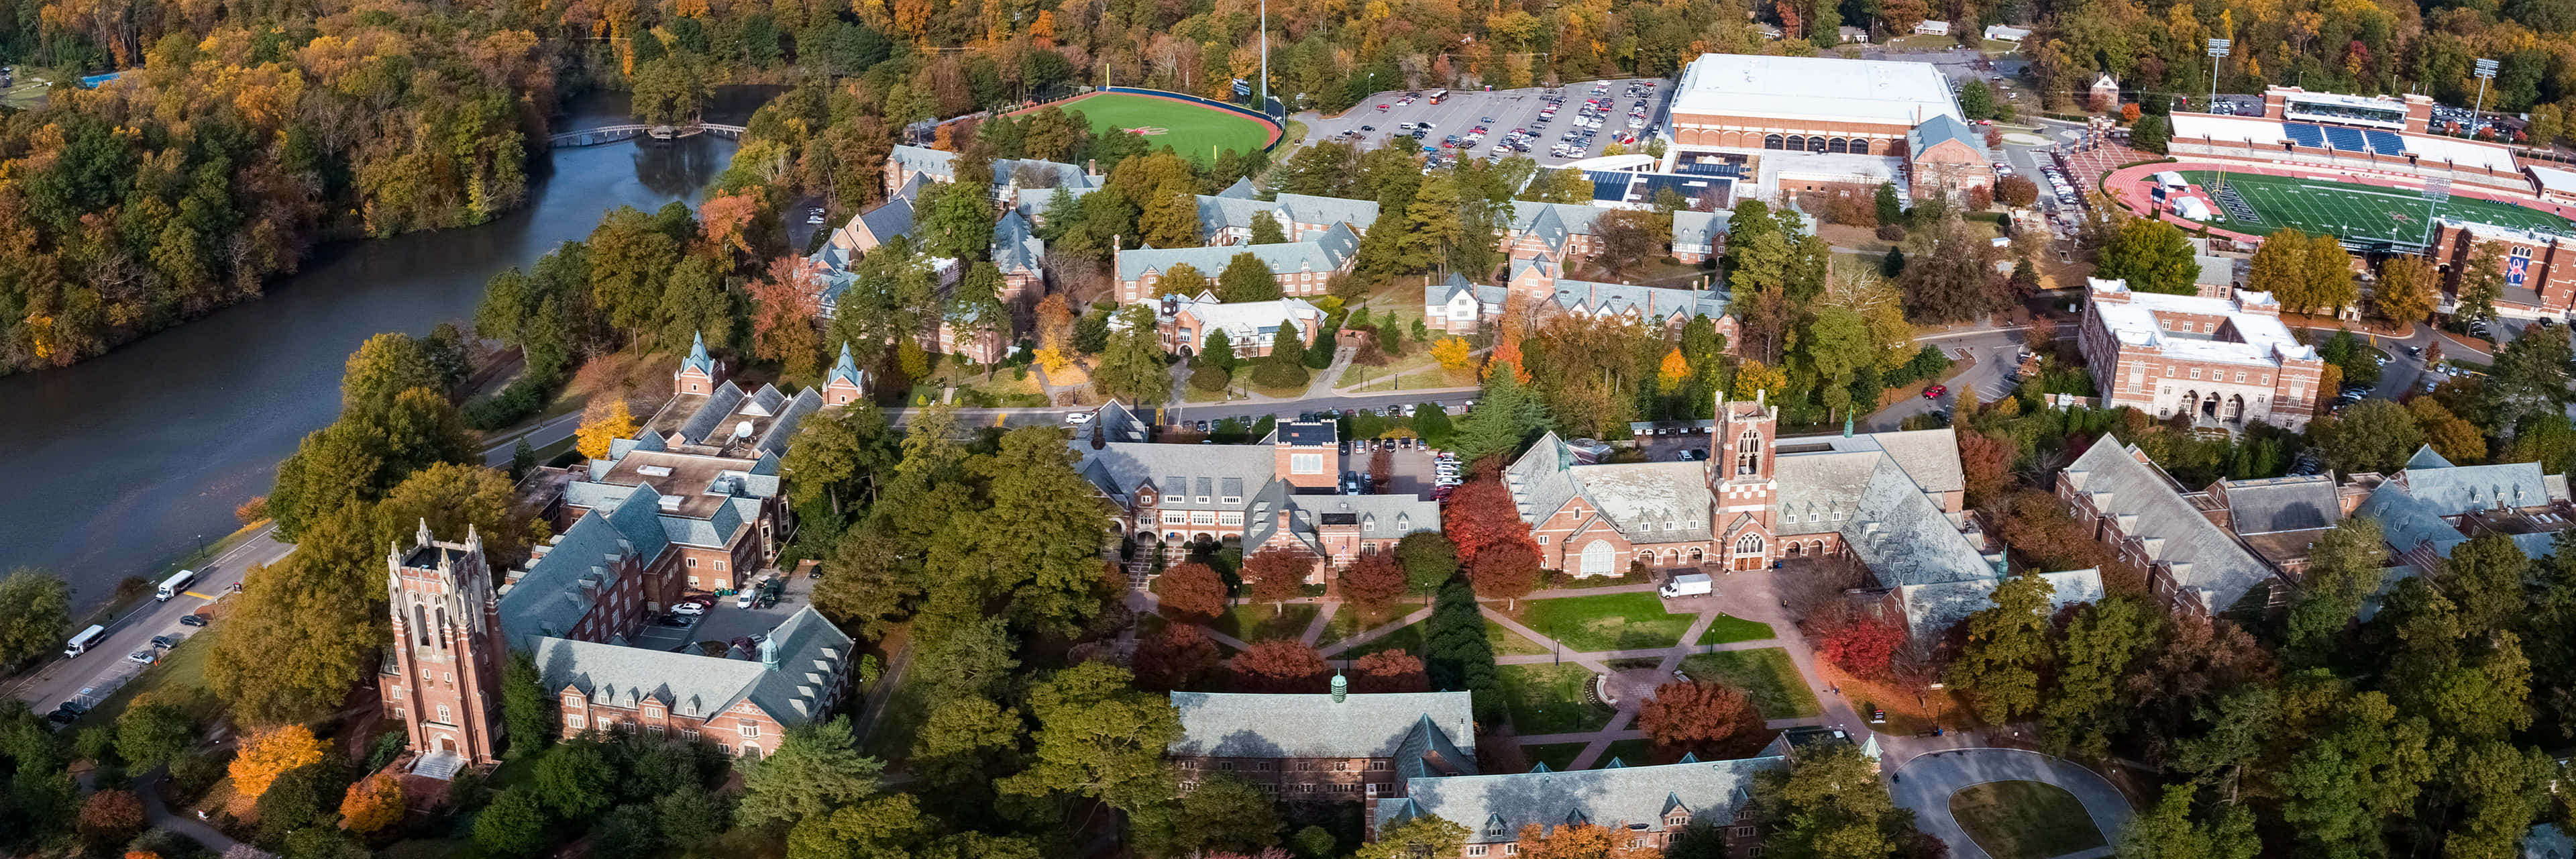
[64,625,106,658]
[156,569,197,602]
[1660,572,1713,599]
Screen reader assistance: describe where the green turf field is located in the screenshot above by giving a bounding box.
[2180,170,2576,245]
[1060,93,1274,164]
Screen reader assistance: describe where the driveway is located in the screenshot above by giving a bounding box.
[1889,747,2134,859]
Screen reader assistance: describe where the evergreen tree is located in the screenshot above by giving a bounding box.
[1946,570,2057,723]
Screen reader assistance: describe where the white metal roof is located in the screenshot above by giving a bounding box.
[1671,54,1961,128]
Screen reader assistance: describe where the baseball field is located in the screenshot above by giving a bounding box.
[1055,92,1277,164]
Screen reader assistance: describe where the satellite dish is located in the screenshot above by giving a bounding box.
[734,420,755,440]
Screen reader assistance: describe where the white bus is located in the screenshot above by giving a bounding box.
[64,625,106,658]
[156,569,197,602]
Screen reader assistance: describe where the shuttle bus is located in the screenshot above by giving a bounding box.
[64,625,106,658]
[1426,89,1450,105]
[156,569,197,601]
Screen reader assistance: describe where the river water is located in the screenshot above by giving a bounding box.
[0,91,756,604]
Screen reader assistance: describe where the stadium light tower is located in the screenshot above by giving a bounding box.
[2471,58,2500,134]
[1260,0,1270,117]
[2206,39,2230,113]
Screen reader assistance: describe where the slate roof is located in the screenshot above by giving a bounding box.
[1564,462,1715,544]
[1274,193,1381,230]
[2355,482,2470,560]
[681,332,718,379]
[1424,272,1509,312]
[1301,494,1443,538]
[1118,221,1358,281]
[1216,176,1259,199]
[1671,209,1731,250]
[531,605,851,728]
[1504,434,1589,526]
[828,344,867,395]
[661,381,823,458]
[2219,474,2341,534]
[1542,279,1727,321]
[1377,756,1789,843]
[1169,691,1476,761]
[993,209,1043,274]
[853,197,916,244]
[1907,114,1986,158]
[2061,442,2276,611]
[2398,458,2555,514]
[1508,203,1611,246]
[2406,445,2455,470]
[1899,568,2105,640]
[500,483,673,646]
[1075,443,1281,511]
[1836,456,1998,587]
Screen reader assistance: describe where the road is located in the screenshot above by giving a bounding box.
[1888,747,2134,859]
[1294,78,1672,169]
[1861,327,2049,432]
[893,389,1482,431]
[7,410,588,715]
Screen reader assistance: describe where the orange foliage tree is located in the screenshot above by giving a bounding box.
[1231,640,1329,693]
[1636,681,1764,763]
[1336,552,1408,613]
[1352,649,1430,693]
[339,772,407,833]
[1240,548,1312,612]
[1515,821,1661,859]
[1154,561,1231,623]
[698,191,763,260]
[229,725,328,801]
[749,256,824,378]
[1134,623,1224,691]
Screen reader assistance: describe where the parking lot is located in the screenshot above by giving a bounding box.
[629,565,818,655]
[1338,438,1458,497]
[1300,78,1673,168]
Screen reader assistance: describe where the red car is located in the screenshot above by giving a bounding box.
[1923,385,1948,399]
[1377,104,1389,110]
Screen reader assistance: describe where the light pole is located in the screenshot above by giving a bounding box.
[1259,0,1270,118]
[2209,39,2232,199]
[2420,176,2451,253]
[2471,58,2500,138]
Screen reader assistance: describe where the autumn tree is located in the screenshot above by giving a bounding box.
[1431,337,1476,372]
[1338,552,1409,613]
[1516,821,1660,859]
[231,725,329,801]
[1240,550,1311,612]
[1232,640,1330,693]
[576,397,638,459]
[1444,472,1539,568]
[339,772,406,833]
[2096,218,2198,295]
[1818,619,1904,682]
[751,256,824,378]
[1155,561,1231,623]
[1946,570,2058,723]
[1958,430,2015,508]
[2376,256,2436,324]
[1134,624,1224,691]
[1468,542,1543,609]
[76,790,144,845]
[1155,262,1211,297]
[0,568,72,666]
[1352,649,1430,693]
[1638,681,1764,762]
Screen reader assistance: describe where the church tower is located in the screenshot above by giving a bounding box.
[1709,392,1779,572]
[384,520,508,768]
[676,332,723,396]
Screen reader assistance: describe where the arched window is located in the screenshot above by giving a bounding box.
[434,607,449,650]
[413,603,429,647]
[1807,136,1827,152]
[1827,138,1847,154]
[1851,139,1872,154]
[1580,540,1617,575]
[1784,136,1805,151]
[1735,430,1762,476]
[1735,534,1764,556]
[1764,134,1784,150]
[1785,543,1803,558]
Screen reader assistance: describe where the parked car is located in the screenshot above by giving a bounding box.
[672,601,708,616]
[1677,449,1707,461]
[127,650,154,664]
[736,591,756,609]
[178,613,208,627]
[1065,411,1093,424]
[149,636,176,649]
[1923,385,1949,399]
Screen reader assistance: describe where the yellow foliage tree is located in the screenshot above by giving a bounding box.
[1730,360,1788,401]
[1656,348,1689,393]
[339,772,406,833]
[1034,347,1073,376]
[577,398,638,460]
[1431,337,1477,372]
[229,725,327,801]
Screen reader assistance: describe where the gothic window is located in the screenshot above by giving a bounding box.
[1735,430,1762,476]
[1736,534,1764,556]
[434,607,449,650]
[1580,540,1617,575]
[413,603,429,647]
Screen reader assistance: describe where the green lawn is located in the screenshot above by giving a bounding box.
[1210,602,1318,643]
[70,634,217,730]
[1488,663,1614,734]
[1342,617,1550,658]
[1061,93,1275,164]
[2180,170,2576,245]
[1680,649,1823,718]
[1949,780,2108,859]
[1695,613,1778,646]
[1516,592,1695,652]
[1319,604,1413,650]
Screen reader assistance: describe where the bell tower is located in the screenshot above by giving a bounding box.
[1709,392,1779,571]
[384,521,508,768]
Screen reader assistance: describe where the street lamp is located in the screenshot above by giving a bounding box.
[2472,58,2501,137]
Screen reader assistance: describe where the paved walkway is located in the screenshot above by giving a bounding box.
[134,768,250,854]
[1888,748,2134,859]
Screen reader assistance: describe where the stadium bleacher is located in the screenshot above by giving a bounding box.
[2282,123,2326,148]
[2323,125,2367,151]
[2364,130,2407,154]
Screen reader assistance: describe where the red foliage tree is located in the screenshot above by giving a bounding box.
[1444,473,1540,568]
[1232,640,1330,693]
[1468,541,1544,609]
[1958,430,2015,507]
[1134,623,1224,691]
[76,790,144,843]
[1242,548,1312,611]
[1155,561,1230,623]
[1352,648,1430,693]
[1338,552,1408,612]
[1818,618,1904,682]
[1635,681,1764,762]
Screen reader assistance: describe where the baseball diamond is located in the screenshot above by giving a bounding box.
[1032,91,1279,165]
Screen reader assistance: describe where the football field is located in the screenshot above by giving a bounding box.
[1057,93,1276,164]
[2180,170,2576,246]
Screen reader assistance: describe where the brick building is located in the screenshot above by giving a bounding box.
[1169,687,1476,803]
[1660,54,1990,201]
[2428,218,2576,320]
[1368,754,1788,857]
[2055,442,2286,615]
[2075,278,2324,431]
[1112,223,1360,303]
[1136,292,1328,358]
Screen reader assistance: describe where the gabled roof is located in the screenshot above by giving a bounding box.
[2061,442,2275,611]
[1377,756,1789,842]
[2218,474,2341,534]
[531,605,851,729]
[2405,444,2455,470]
[1898,568,2104,640]
[681,332,718,378]
[1169,691,1476,761]
[1907,114,1986,158]
[993,209,1044,274]
[1560,462,1715,544]
[2355,482,2468,558]
[1835,456,1998,587]
[500,483,674,646]
[1216,176,1260,199]
[828,344,867,393]
[1670,209,1732,248]
[853,197,916,244]
[2399,459,2553,515]
[1117,222,1358,281]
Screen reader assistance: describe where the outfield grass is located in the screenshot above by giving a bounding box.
[1489,663,1614,734]
[1949,780,2107,859]
[1210,602,1318,643]
[1062,93,1274,164]
[2180,170,2576,244]
[1680,649,1822,718]
[1516,592,1694,652]
[1695,613,1778,645]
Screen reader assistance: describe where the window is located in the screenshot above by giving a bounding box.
[1221,762,1237,771]
[741,723,762,738]
[688,558,698,568]
[1505,846,1521,856]
[684,729,701,742]
[717,743,731,754]
[1191,511,1218,525]
[1580,540,1616,575]
[437,705,451,723]
[2235,371,2247,383]
[741,744,759,756]
[1537,535,1548,545]
[648,725,665,738]
[2190,368,2202,379]
[1367,760,1391,771]
[689,576,700,587]
[1734,827,1757,837]
[1300,761,1318,771]
[2167,366,2176,377]
[1333,761,1350,771]
[1291,453,1324,474]
[1734,430,1762,476]
[1163,511,1189,525]
[1468,848,1490,857]
[1219,512,1244,526]
[716,560,727,571]
[568,715,588,729]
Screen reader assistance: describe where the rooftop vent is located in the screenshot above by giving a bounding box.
[637,465,674,477]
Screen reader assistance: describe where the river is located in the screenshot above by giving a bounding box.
[0,90,764,605]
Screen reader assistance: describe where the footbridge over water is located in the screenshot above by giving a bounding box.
[549,123,747,147]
